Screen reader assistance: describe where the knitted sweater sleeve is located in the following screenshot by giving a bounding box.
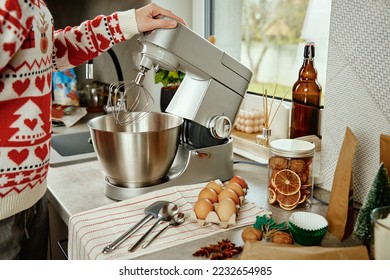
[0,0,35,72]
[52,9,139,71]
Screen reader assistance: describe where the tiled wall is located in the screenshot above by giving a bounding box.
[321,0,390,203]
[46,0,149,84]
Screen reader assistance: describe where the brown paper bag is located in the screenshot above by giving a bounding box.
[240,242,369,260]
[380,134,390,174]
[326,127,358,240]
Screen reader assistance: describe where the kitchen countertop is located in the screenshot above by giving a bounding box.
[47,113,361,260]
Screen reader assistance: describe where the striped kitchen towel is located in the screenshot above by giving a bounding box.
[68,182,270,260]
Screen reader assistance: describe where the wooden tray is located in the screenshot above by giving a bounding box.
[231,129,269,162]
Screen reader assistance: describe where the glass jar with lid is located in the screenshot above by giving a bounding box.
[268,139,315,210]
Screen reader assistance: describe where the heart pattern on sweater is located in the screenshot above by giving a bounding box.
[97,34,110,50]
[24,118,38,130]
[35,75,45,93]
[12,79,30,96]
[54,40,66,59]
[8,149,29,166]
[3,42,16,57]
[92,16,103,28]
[35,144,48,161]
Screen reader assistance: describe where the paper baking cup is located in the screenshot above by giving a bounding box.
[288,212,328,246]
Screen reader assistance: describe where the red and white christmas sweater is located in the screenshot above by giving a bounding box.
[0,0,139,220]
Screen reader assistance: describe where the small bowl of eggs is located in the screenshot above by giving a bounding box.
[190,176,248,228]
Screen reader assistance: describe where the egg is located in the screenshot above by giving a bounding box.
[193,198,214,220]
[216,198,237,222]
[198,187,218,203]
[205,180,224,194]
[218,188,240,205]
[226,182,244,197]
[229,175,248,189]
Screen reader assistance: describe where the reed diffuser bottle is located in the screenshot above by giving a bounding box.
[290,42,322,139]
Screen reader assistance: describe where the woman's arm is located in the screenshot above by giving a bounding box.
[0,0,35,72]
[52,9,138,71]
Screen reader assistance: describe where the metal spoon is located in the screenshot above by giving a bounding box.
[128,202,178,252]
[141,212,186,249]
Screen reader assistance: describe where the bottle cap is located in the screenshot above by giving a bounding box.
[304,42,315,58]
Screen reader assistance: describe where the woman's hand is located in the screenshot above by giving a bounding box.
[135,3,187,33]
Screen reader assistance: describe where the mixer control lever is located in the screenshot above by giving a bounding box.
[209,116,232,139]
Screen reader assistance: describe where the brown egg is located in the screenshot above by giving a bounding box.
[205,180,224,194]
[229,175,248,189]
[216,198,237,222]
[226,182,244,197]
[198,187,218,203]
[194,198,214,220]
[218,188,240,205]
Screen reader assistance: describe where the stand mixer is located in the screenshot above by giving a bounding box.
[103,22,252,200]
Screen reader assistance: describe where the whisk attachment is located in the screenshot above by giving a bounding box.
[107,67,154,126]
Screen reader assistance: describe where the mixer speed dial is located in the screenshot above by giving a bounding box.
[209,116,232,139]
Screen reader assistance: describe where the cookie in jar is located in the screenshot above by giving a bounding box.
[268,139,315,210]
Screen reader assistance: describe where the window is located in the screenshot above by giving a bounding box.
[210,0,331,104]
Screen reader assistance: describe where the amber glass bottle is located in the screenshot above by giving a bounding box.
[290,42,322,139]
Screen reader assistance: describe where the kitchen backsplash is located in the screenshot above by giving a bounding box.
[321,0,390,204]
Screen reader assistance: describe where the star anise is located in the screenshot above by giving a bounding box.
[217,239,235,250]
[192,246,211,258]
[193,239,242,260]
[223,246,243,258]
[210,252,225,260]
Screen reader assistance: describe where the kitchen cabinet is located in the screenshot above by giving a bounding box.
[48,201,68,260]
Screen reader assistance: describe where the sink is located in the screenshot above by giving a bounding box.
[50,131,96,166]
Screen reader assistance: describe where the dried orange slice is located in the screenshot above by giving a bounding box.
[279,202,298,211]
[272,169,301,196]
[301,183,312,190]
[268,188,277,204]
[276,191,301,207]
[298,194,308,204]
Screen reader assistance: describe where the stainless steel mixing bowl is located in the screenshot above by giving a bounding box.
[88,112,183,188]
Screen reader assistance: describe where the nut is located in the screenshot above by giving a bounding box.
[271,231,294,245]
[290,159,307,173]
[297,170,310,185]
[269,156,288,170]
[241,226,262,242]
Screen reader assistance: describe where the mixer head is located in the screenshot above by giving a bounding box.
[134,23,252,147]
